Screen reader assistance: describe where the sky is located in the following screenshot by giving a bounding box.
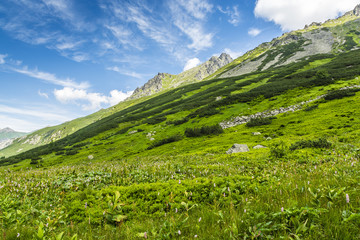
[0,0,359,132]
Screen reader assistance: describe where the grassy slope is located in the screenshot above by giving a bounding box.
[1,14,360,240]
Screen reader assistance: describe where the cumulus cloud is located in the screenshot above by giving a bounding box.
[254,0,360,31]
[54,87,133,110]
[183,58,202,71]
[108,90,134,106]
[248,28,262,37]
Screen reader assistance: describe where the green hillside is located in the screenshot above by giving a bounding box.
[1,9,360,239]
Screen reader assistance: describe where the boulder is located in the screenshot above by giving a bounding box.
[226,144,249,154]
[253,145,267,149]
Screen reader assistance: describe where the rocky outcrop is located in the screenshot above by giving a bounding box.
[220,95,324,129]
[195,53,233,80]
[345,4,360,16]
[128,73,170,100]
[226,144,249,154]
[128,53,233,100]
[220,85,360,129]
[0,139,14,150]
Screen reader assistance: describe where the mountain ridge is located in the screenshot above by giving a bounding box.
[1,4,359,157]
[127,53,233,100]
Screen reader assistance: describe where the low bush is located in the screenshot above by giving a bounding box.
[167,117,189,126]
[290,137,332,150]
[304,104,319,111]
[144,116,167,125]
[185,124,224,137]
[324,88,360,100]
[246,117,275,127]
[147,135,183,150]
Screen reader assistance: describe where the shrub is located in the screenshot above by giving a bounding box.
[147,135,183,150]
[115,126,132,135]
[289,137,332,150]
[270,141,288,159]
[324,88,360,100]
[144,116,167,125]
[304,104,318,111]
[167,117,189,126]
[185,124,224,137]
[246,117,275,127]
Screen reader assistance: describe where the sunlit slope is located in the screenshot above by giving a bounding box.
[1,47,359,166]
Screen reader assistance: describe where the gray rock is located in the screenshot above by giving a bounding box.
[128,72,170,100]
[226,144,249,154]
[253,145,267,149]
[128,130,138,135]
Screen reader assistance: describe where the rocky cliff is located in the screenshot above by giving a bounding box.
[128,53,233,100]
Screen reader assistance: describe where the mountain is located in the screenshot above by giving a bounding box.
[2,4,360,239]
[1,5,360,158]
[128,53,233,100]
[0,127,27,151]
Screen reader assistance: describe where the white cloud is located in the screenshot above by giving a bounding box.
[11,66,89,89]
[248,28,262,37]
[224,48,242,59]
[178,0,213,20]
[183,58,202,71]
[0,54,7,64]
[0,104,70,123]
[255,0,360,31]
[108,90,134,106]
[54,87,133,110]
[169,0,214,51]
[106,66,150,79]
[38,90,49,99]
[218,5,241,26]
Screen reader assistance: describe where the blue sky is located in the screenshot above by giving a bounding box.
[0,0,359,132]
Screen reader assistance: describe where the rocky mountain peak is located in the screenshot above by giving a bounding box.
[0,127,15,133]
[128,72,171,100]
[345,4,360,16]
[195,53,233,80]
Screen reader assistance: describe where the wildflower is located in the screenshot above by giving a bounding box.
[198,217,202,222]
[223,193,226,197]
[85,202,87,209]
[195,235,198,238]
[179,180,181,184]
[175,208,178,213]
[281,207,284,212]
[144,232,147,239]
[178,230,181,235]
[17,233,20,238]
[244,209,246,213]
[214,183,216,187]
[346,194,350,204]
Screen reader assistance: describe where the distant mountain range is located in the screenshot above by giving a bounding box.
[0,128,27,150]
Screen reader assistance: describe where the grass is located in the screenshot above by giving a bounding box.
[1,14,360,239]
